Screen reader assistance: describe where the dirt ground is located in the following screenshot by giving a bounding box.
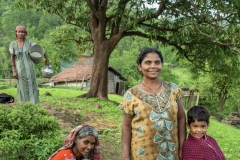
[41,103,120,131]
[43,104,122,160]
[2,102,119,131]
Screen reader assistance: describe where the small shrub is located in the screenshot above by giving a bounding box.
[0,103,62,159]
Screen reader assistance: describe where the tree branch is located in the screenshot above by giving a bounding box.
[137,0,167,23]
[194,24,240,55]
[110,0,129,36]
[86,0,99,19]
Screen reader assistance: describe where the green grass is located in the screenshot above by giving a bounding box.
[0,86,17,96]
[1,86,240,160]
[207,120,240,160]
[38,87,123,130]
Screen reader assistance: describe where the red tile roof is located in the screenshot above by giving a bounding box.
[50,65,92,83]
[50,65,126,83]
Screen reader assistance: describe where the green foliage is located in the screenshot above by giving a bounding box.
[160,67,179,85]
[0,103,62,159]
[13,0,240,99]
[110,36,182,88]
[0,132,62,160]
[170,67,194,88]
[192,54,240,119]
[0,47,11,79]
[0,1,79,79]
[110,36,144,88]
[6,103,59,138]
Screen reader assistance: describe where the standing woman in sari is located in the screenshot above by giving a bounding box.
[9,25,50,104]
[120,48,186,160]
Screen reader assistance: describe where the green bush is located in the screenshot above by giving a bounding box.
[0,103,63,159]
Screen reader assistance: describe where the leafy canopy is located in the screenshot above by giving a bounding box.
[15,0,240,69]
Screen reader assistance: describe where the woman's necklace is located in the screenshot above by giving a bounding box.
[141,81,163,111]
[141,82,162,95]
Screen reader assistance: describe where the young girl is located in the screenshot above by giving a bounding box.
[49,124,102,160]
[182,105,225,160]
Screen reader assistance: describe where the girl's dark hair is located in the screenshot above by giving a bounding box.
[187,105,210,125]
[136,47,164,65]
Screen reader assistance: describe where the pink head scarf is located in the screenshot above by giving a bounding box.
[15,25,28,39]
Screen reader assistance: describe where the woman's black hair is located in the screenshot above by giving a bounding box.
[187,105,210,125]
[136,47,164,65]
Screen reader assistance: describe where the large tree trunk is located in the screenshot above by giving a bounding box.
[86,41,111,100]
[85,0,123,100]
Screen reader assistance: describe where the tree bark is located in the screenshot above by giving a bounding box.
[218,96,224,121]
[218,88,227,121]
[85,0,122,100]
[187,89,195,109]
[85,40,113,100]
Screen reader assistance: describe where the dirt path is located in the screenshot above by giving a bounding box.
[41,103,120,132]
